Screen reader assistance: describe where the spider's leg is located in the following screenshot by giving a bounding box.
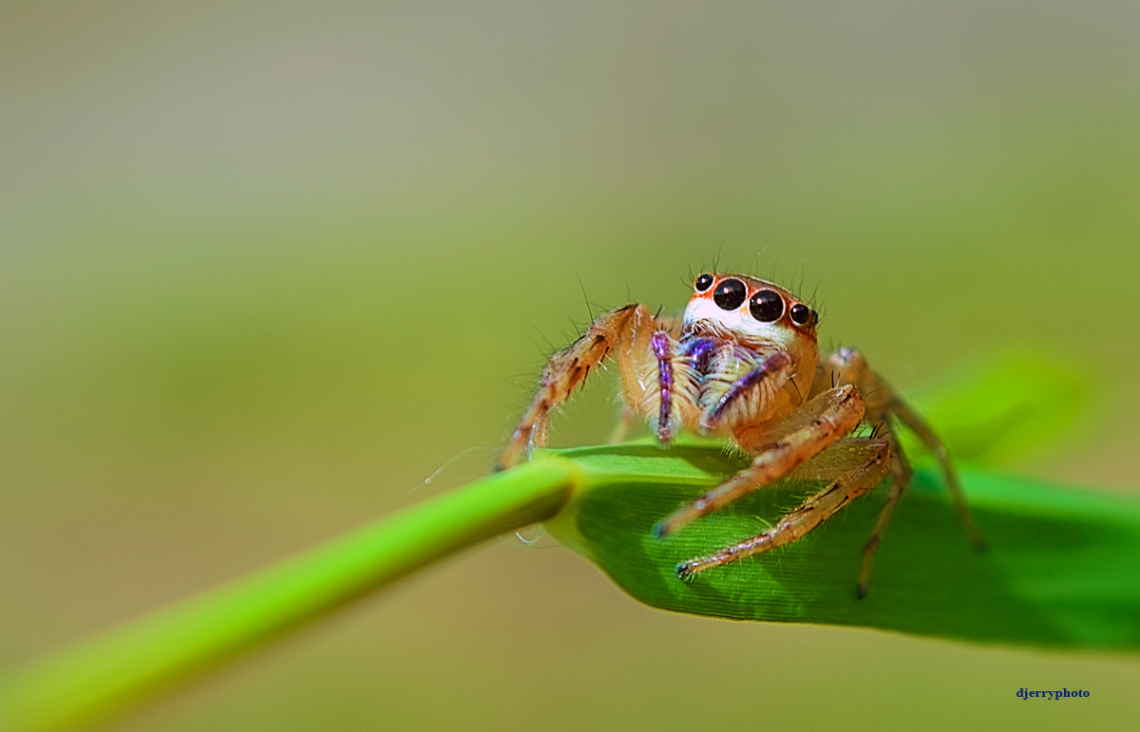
[497,304,655,470]
[676,438,891,590]
[654,384,864,538]
[887,396,985,549]
[857,429,913,595]
[817,347,985,567]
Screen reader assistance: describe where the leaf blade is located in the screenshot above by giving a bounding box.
[547,445,1140,649]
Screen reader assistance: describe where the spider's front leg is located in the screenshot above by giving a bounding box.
[676,437,891,585]
[496,303,661,471]
[655,383,867,538]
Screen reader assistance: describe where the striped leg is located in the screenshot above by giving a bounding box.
[817,347,985,558]
[654,384,866,538]
[497,304,656,470]
[676,438,891,582]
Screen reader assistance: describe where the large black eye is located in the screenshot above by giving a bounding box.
[694,273,714,292]
[790,303,813,326]
[713,278,747,310]
[749,289,784,322]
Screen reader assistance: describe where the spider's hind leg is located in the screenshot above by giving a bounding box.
[818,347,986,594]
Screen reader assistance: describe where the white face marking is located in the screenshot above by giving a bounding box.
[682,298,802,352]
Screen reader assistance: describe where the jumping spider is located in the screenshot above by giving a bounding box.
[498,272,984,597]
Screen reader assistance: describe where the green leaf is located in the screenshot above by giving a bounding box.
[544,444,1140,648]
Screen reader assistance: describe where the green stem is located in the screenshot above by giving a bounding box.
[0,459,579,732]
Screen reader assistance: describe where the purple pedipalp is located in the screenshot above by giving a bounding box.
[651,331,673,443]
[683,336,716,375]
[706,351,792,427]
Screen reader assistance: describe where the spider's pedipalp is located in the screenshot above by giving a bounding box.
[650,331,676,443]
[698,351,793,434]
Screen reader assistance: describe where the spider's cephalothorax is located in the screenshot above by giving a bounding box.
[497,273,984,597]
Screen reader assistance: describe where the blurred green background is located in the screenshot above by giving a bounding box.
[2,2,1138,730]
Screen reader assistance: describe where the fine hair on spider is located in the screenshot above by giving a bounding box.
[498,269,984,598]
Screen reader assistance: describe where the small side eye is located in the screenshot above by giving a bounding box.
[713,278,747,310]
[790,303,813,326]
[749,289,784,322]
[694,273,714,292]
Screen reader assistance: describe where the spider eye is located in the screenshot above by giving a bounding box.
[749,289,784,322]
[713,278,747,310]
[790,303,813,326]
[694,273,714,292]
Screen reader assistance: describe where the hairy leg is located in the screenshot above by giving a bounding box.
[888,396,985,548]
[654,384,865,538]
[815,347,986,577]
[676,438,891,584]
[497,304,657,470]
